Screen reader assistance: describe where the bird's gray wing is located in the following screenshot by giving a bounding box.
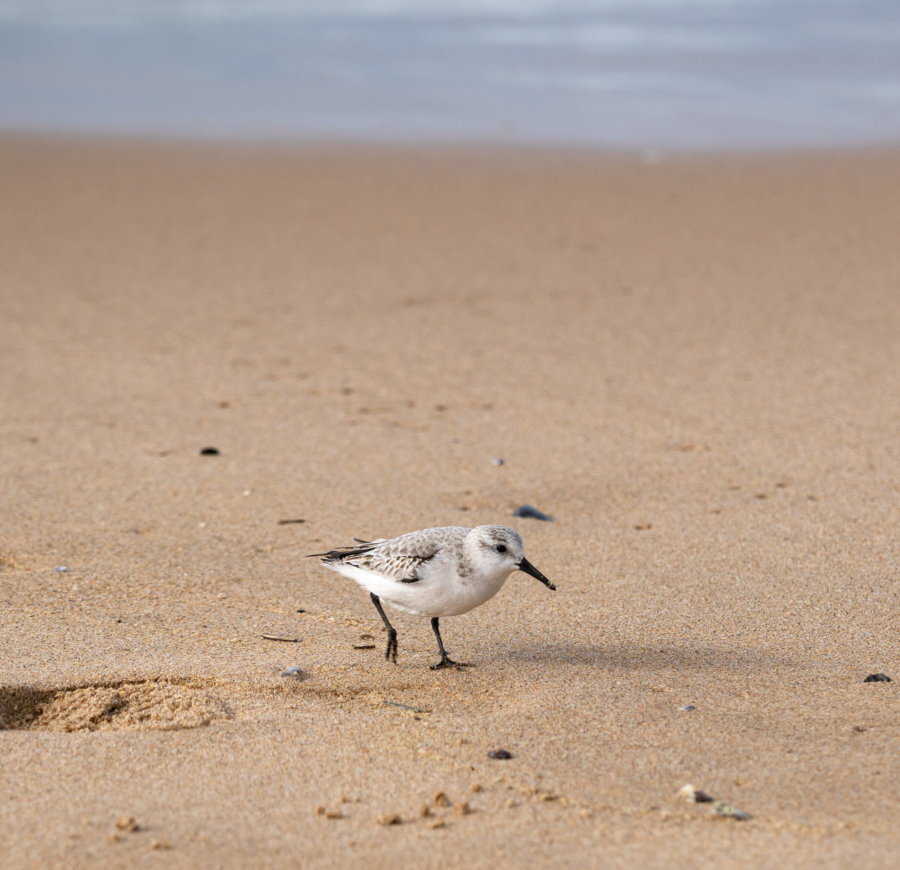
[351,551,434,583]
[313,536,441,584]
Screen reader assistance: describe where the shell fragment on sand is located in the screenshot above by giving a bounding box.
[713,801,751,821]
[678,784,714,803]
[513,505,553,521]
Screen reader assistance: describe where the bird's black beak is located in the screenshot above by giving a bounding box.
[518,558,556,591]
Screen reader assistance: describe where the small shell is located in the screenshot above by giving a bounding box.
[513,505,553,521]
[678,784,714,803]
[713,801,750,821]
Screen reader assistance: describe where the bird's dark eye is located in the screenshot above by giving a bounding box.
[496,544,507,553]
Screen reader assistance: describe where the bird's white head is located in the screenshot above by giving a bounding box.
[466,525,556,590]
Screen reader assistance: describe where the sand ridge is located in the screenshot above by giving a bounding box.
[0,678,231,732]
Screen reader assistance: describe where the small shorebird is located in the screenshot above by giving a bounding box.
[312,525,555,669]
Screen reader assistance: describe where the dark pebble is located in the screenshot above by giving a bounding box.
[296,609,307,614]
[680,704,697,712]
[200,447,220,456]
[487,749,513,760]
[513,505,554,522]
[863,673,892,682]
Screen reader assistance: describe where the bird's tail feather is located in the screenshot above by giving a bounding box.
[307,540,382,563]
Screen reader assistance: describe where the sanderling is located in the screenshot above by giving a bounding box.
[311,525,555,669]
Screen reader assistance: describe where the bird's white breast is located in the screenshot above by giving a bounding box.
[328,554,512,618]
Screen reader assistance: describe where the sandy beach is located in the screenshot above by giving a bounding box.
[0,136,897,868]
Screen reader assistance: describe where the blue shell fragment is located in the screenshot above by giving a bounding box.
[514,505,554,521]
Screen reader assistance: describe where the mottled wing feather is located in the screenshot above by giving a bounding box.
[349,552,433,583]
[316,538,440,583]
[313,527,471,585]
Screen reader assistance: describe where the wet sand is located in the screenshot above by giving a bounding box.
[0,136,897,868]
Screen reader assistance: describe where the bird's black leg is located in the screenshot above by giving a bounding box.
[429,617,470,670]
[370,593,398,664]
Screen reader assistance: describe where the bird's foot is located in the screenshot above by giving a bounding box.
[384,630,398,665]
[430,656,471,671]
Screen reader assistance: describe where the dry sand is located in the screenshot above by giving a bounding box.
[0,136,897,868]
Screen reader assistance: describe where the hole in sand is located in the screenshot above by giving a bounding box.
[0,678,231,732]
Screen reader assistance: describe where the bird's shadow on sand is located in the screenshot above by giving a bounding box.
[506,641,784,673]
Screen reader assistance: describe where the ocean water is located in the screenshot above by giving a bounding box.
[1,0,899,151]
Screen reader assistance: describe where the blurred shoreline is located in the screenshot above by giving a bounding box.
[2,0,900,153]
[4,129,900,163]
